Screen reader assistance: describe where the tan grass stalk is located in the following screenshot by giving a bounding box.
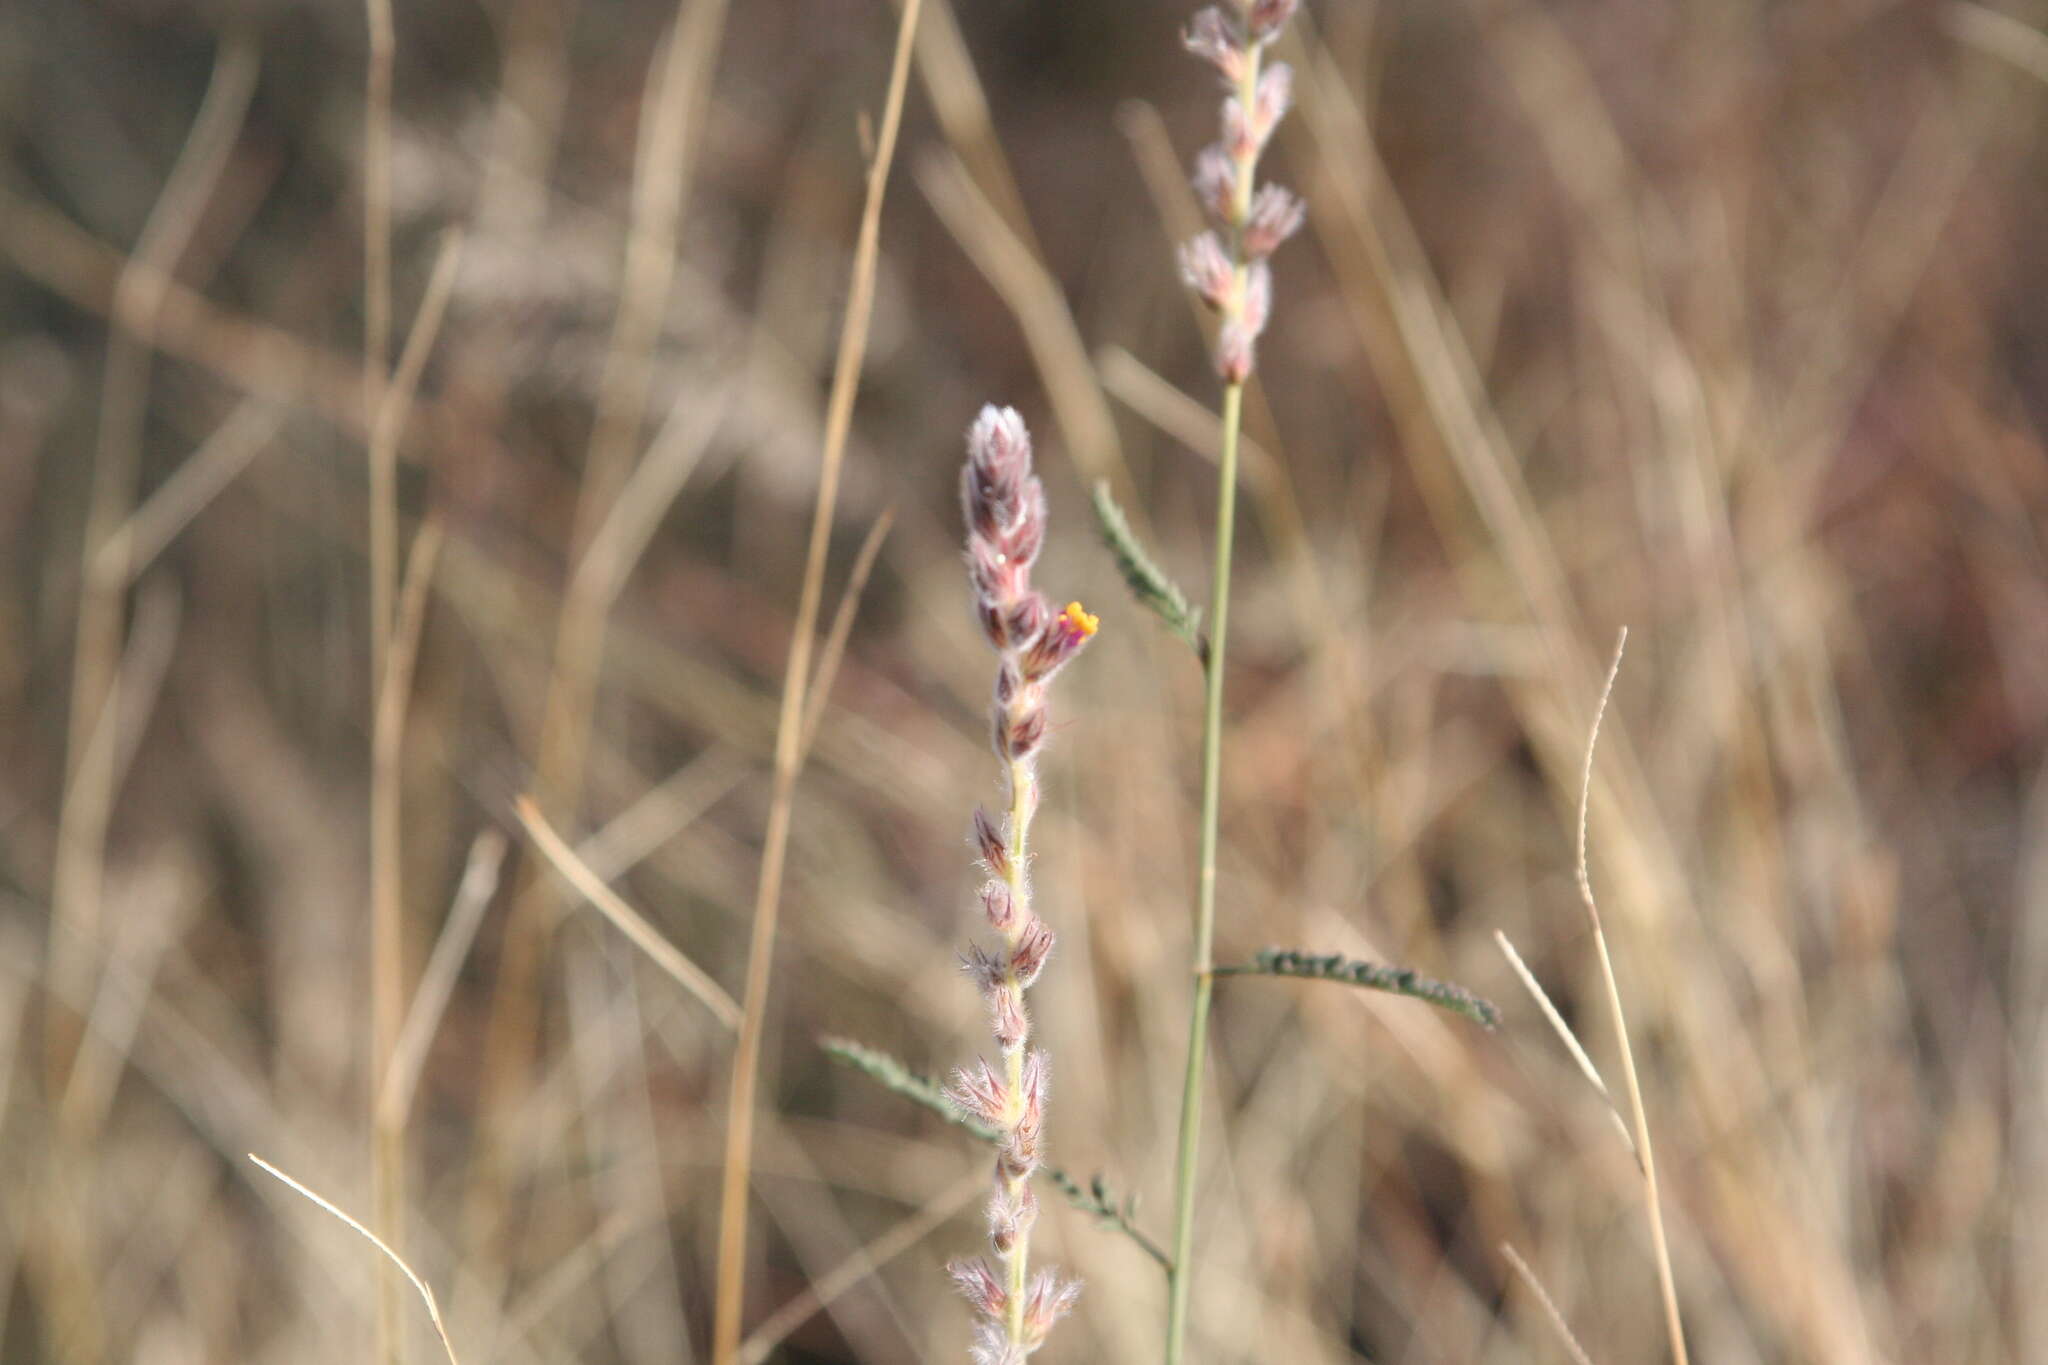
[377,832,509,1131]
[915,153,1132,496]
[1493,928,1633,1155]
[711,3,924,1356]
[798,508,897,760]
[0,184,369,431]
[368,229,462,1365]
[94,399,284,583]
[512,797,741,1029]
[48,30,259,1093]
[249,1154,461,1365]
[1500,1242,1597,1365]
[370,512,446,1362]
[739,1169,986,1365]
[1576,629,1689,1365]
[472,2,729,1241]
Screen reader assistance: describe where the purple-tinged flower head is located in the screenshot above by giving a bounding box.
[1216,320,1256,386]
[1243,183,1306,258]
[972,809,1010,879]
[1009,917,1055,987]
[987,1178,1035,1255]
[962,405,1048,640]
[979,877,1018,934]
[963,942,1007,994]
[988,981,1028,1053]
[1250,63,1293,147]
[1179,232,1235,312]
[1193,143,1237,224]
[1000,1049,1049,1173]
[970,1323,1027,1365]
[1245,0,1299,41]
[1183,7,1245,83]
[947,1057,1010,1130]
[1018,601,1099,683]
[948,1258,1009,1320]
[1020,1270,1084,1347]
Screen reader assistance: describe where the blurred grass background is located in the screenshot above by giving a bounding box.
[5,0,2047,1360]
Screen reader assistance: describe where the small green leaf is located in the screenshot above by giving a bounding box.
[1215,949,1502,1028]
[1091,482,1204,659]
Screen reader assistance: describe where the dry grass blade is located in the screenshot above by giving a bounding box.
[1494,929,1634,1156]
[1577,627,1689,1365]
[915,149,1131,495]
[737,1169,985,1365]
[1950,2,2048,85]
[710,2,925,1357]
[1500,1242,1598,1365]
[96,399,285,582]
[513,796,740,1028]
[377,831,508,1129]
[247,1154,462,1365]
[798,506,896,763]
[49,31,260,1091]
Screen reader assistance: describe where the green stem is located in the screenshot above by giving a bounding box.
[1163,380,1243,1365]
[1166,32,1262,1361]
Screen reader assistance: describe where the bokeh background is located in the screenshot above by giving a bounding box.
[5,0,2047,1360]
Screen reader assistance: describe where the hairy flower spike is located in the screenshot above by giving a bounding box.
[1179,0,1302,389]
[952,405,1087,1358]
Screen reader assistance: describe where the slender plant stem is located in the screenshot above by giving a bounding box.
[708,2,922,1356]
[1166,32,1262,1362]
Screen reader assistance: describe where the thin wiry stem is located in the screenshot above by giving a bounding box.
[1166,29,1264,1360]
[710,2,923,1357]
[1576,628,1690,1365]
[249,1155,461,1365]
[1500,1242,1598,1365]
